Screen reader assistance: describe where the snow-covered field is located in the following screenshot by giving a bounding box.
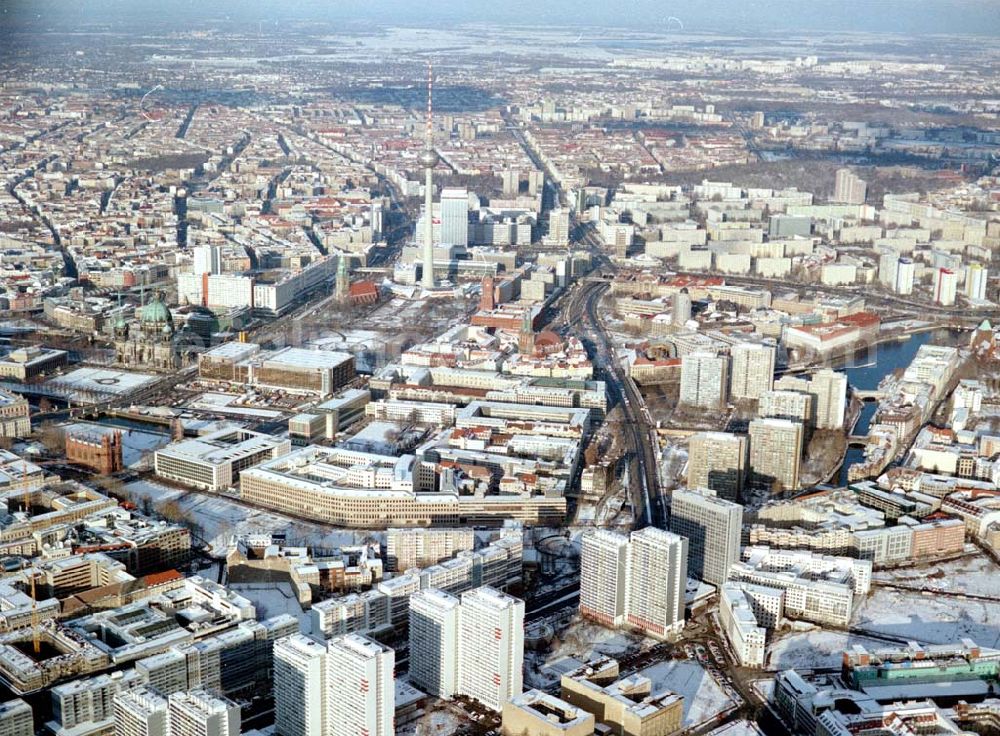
[123,480,375,554]
[229,582,308,630]
[767,628,890,671]
[640,660,735,727]
[707,720,765,736]
[853,587,1000,648]
[872,553,1000,599]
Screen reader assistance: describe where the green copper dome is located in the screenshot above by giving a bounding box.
[140,298,172,324]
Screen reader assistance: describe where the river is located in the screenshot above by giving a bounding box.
[837,328,967,485]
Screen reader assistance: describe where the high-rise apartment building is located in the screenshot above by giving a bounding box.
[966,263,989,301]
[579,530,630,627]
[273,634,327,736]
[833,168,867,204]
[113,688,169,736]
[440,188,470,246]
[810,369,847,430]
[0,700,31,736]
[408,588,460,698]
[679,351,729,408]
[878,252,898,290]
[326,634,395,736]
[457,586,525,712]
[580,529,687,639]
[686,432,748,502]
[895,258,915,295]
[673,290,693,326]
[730,342,776,401]
[669,488,743,586]
[547,208,570,244]
[933,267,958,306]
[748,418,803,492]
[167,691,240,736]
[759,389,813,426]
[386,527,475,572]
[54,670,144,735]
[625,528,688,639]
[501,169,520,197]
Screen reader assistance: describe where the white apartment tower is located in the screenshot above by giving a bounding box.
[878,252,898,290]
[192,245,222,276]
[457,586,525,712]
[933,268,958,306]
[167,691,240,736]
[326,634,395,736]
[749,418,803,492]
[408,588,460,698]
[113,688,169,736]
[967,264,989,301]
[730,342,776,401]
[273,634,327,736]
[833,168,867,205]
[810,370,847,430]
[680,351,729,408]
[625,528,688,639]
[686,432,748,502]
[548,208,570,244]
[895,258,915,295]
[579,530,630,627]
[669,488,743,586]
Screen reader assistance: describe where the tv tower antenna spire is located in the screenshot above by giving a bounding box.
[418,60,440,290]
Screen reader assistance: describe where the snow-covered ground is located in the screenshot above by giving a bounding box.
[123,480,376,554]
[872,553,1000,598]
[228,582,308,630]
[640,660,735,727]
[660,443,688,487]
[853,587,1000,648]
[707,720,765,736]
[767,627,890,671]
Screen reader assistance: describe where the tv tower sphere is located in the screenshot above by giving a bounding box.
[418,147,440,169]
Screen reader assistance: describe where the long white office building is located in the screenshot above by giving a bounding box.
[728,546,871,627]
[718,582,784,669]
[154,427,291,492]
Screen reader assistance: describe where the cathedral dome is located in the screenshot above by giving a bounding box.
[140,298,172,325]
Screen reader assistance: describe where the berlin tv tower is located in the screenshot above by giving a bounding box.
[418,61,439,290]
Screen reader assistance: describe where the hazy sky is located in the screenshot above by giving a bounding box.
[4,0,1000,36]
